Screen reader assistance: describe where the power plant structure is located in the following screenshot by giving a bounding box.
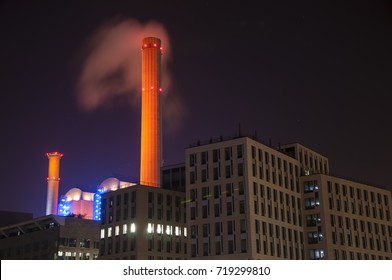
[2,36,391,261]
[46,152,63,215]
[53,37,165,221]
[140,37,163,187]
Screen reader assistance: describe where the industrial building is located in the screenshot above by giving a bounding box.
[1,36,391,261]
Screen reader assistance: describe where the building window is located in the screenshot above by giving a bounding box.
[190,189,197,201]
[202,224,209,237]
[227,221,234,235]
[303,180,318,193]
[238,163,244,176]
[309,249,325,260]
[147,223,154,234]
[201,151,208,165]
[201,169,208,182]
[190,154,197,166]
[240,219,246,233]
[203,243,209,256]
[239,181,245,195]
[202,205,208,218]
[215,222,221,236]
[215,241,221,255]
[213,167,219,180]
[190,171,196,184]
[214,185,221,198]
[227,201,233,215]
[202,187,209,200]
[190,207,196,220]
[305,198,318,209]
[237,145,243,158]
[214,203,220,217]
[130,223,136,233]
[240,200,245,214]
[226,183,233,196]
[225,165,232,178]
[225,147,232,160]
[213,149,220,163]
[241,239,247,253]
[228,240,234,254]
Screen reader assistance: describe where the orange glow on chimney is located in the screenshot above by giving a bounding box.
[140,37,162,187]
[46,152,63,215]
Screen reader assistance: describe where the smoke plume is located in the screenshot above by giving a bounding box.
[76,18,185,133]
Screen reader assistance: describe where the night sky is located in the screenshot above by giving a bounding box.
[1,0,391,218]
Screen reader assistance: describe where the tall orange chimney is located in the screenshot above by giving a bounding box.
[46,152,63,215]
[140,37,162,187]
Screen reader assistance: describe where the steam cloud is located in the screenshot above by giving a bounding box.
[76,18,185,133]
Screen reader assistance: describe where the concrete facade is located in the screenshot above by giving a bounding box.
[99,184,186,260]
[185,136,391,260]
[301,174,392,260]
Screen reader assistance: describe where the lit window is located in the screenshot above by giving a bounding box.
[184,227,187,237]
[108,227,112,238]
[58,251,63,256]
[157,224,162,234]
[100,229,105,239]
[130,223,136,233]
[175,226,181,236]
[123,224,127,235]
[65,252,72,257]
[166,225,172,235]
[115,225,120,236]
[148,223,154,234]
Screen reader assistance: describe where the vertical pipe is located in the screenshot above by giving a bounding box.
[140,37,162,187]
[46,152,63,215]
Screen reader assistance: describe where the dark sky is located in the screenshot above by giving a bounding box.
[1,0,391,218]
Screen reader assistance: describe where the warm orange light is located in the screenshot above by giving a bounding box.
[140,37,162,187]
[46,152,63,215]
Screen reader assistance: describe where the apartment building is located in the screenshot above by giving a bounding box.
[98,184,187,260]
[0,215,100,260]
[185,135,392,260]
[301,174,392,259]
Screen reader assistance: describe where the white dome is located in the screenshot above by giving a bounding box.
[99,177,120,192]
[82,192,95,201]
[65,188,82,201]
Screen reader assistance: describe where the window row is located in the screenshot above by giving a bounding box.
[190,238,247,257]
[333,249,391,260]
[190,183,245,201]
[100,224,187,239]
[328,196,391,221]
[190,220,246,238]
[327,181,390,206]
[190,199,246,219]
[189,145,243,167]
[255,238,304,259]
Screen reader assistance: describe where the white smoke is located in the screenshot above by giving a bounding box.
[76,18,185,132]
